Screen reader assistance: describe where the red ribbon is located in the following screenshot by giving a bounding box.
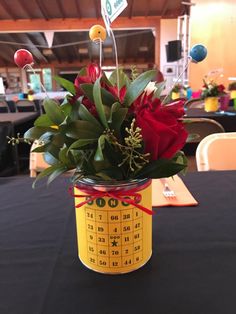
[69,180,154,215]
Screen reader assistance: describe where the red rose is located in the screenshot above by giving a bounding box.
[135,99,188,160]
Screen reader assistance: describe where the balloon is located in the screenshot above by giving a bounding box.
[89,25,107,43]
[190,44,207,63]
[14,49,34,68]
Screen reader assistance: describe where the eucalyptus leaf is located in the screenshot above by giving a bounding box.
[154,81,166,98]
[44,151,59,165]
[124,70,156,107]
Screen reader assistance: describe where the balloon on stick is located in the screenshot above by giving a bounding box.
[89,25,106,69]
[161,44,207,105]
[14,49,49,97]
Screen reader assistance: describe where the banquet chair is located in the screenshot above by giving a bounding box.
[0,122,16,175]
[30,140,49,177]
[196,132,236,171]
[184,98,204,109]
[0,100,9,113]
[183,118,225,143]
[15,99,37,112]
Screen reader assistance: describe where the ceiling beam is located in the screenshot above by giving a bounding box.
[0,0,18,20]
[128,0,134,19]
[56,0,66,19]
[74,0,82,19]
[17,0,32,19]
[35,0,50,20]
[0,16,161,32]
[161,0,170,17]
[93,0,100,19]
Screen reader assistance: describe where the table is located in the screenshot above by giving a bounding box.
[0,112,39,125]
[186,108,236,132]
[1,172,236,314]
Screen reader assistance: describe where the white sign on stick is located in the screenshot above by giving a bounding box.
[101,0,128,33]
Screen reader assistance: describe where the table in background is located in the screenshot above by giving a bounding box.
[1,171,236,314]
[185,108,236,132]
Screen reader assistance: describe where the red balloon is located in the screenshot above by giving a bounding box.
[14,49,34,68]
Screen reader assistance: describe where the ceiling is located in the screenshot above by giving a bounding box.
[0,0,190,67]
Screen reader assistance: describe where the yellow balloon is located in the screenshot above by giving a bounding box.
[89,25,106,43]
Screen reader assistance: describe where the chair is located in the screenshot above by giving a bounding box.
[15,99,37,112]
[183,118,225,143]
[196,132,236,171]
[0,122,16,175]
[184,98,204,109]
[30,140,49,177]
[0,100,9,113]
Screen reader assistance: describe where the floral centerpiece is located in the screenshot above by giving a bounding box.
[22,63,188,274]
[201,79,226,112]
[25,64,188,185]
[201,79,225,98]
[228,82,236,102]
[171,83,183,100]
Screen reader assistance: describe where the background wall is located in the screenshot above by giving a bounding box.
[189,0,236,90]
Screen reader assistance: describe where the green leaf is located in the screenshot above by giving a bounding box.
[94,135,106,161]
[124,70,156,107]
[68,139,96,150]
[108,102,120,123]
[109,69,130,88]
[43,98,66,125]
[24,127,57,140]
[93,78,108,128]
[54,76,76,95]
[47,165,68,185]
[34,114,54,127]
[101,88,117,107]
[32,164,62,188]
[61,101,72,116]
[134,158,187,179]
[66,120,101,139]
[80,84,94,102]
[44,151,59,165]
[154,81,166,98]
[110,107,128,136]
[78,104,103,131]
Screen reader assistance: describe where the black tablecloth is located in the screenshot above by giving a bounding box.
[186,108,236,132]
[1,172,236,314]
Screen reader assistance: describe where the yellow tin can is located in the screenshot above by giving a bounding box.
[204,97,219,112]
[74,179,152,274]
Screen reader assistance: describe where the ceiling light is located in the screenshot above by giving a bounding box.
[139,46,148,52]
[78,48,88,54]
[42,49,53,56]
[103,47,113,53]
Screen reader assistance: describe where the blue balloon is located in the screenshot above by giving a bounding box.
[190,44,207,63]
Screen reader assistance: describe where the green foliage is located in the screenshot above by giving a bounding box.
[23,66,187,186]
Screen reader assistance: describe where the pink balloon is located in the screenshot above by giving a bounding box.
[14,49,34,68]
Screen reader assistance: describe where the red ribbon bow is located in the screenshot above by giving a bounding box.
[69,181,154,215]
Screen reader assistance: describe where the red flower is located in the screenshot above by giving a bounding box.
[217,84,225,93]
[135,99,188,160]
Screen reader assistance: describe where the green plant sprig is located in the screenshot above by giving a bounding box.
[7,133,32,146]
